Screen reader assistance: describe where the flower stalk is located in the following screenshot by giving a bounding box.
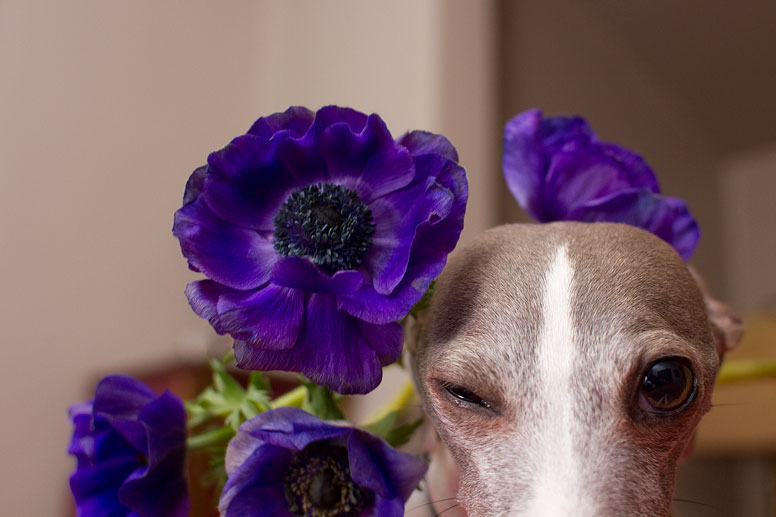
[717,359,776,384]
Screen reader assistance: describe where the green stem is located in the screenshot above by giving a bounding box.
[187,425,235,450]
[221,349,236,365]
[717,359,776,384]
[364,380,417,426]
[270,385,307,409]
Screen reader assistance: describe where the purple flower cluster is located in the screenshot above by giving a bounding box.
[174,106,467,394]
[503,109,699,260]
[68,375,189,517]
[219,407,427,517]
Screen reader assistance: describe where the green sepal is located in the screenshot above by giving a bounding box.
[408,280,435,319]
[301,380,345,420]
[363,410,423,448]
[186,358,271,431]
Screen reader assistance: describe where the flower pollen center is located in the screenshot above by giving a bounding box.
[284,444,370,517]
[273,184,376,273]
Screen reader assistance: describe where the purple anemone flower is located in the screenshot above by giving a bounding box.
[173,106,467,394]
[68,375,189,517]
[502,108,699,260]
[219,407,427,517]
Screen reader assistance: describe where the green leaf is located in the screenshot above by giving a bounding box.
[364,411,423,448]
[301,381,344,420]
[408,280,435,319]
[248,371,271,392]
[383,417,423,448]
[209,359,245,401]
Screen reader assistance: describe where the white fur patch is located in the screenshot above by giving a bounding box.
[525,246,595,516]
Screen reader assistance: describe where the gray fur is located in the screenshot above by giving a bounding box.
[408,222,722,517]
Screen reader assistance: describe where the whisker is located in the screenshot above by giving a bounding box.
[673,497,718,510]
[437,502,460,516]
[406,497,458,512]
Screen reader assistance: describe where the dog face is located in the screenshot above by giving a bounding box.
[409,222,728,517]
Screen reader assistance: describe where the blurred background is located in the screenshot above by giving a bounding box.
[1,1,775,515]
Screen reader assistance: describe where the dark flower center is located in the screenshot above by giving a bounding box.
[284,444,370,517]
[273,184,376,273]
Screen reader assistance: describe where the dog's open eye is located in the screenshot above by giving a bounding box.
[639,359,696,414]
[444,384,492,410]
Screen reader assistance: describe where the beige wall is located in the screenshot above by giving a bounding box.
[0,2,498,515]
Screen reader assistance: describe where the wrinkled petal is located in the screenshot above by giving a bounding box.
[323,115,416,204]
[68,402,95,468]
[70,455,139,517]
[271,257,363,295]
[366,170,453,295]
[182,165,208,206]
[226,408,348,474]
[217,285,304,349]
[184,279,234,335]
[174,196,278,290]
[399,130,459,162]
[204,134,299,231]
[235,294,402,394]
[341,157,466,323]
[347,431,428,501]
[503,109,547,220]
[247,106,315,140]
[569,189,700,260]
[544,143,659,219]
[118,391,188,517]
[538,114,594,154]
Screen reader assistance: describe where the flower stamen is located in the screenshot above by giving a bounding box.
[273,184,376,273]
[284,444,369,517]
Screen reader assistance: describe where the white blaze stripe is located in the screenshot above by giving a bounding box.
[526,246,592,516]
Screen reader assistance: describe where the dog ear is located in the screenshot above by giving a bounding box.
[688,266,745,360]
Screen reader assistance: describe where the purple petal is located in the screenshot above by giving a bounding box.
[340,244,446,325]
[398,130,459,162]
[538,115,595,154]
[92,376,155,432]
[68,402,95,468]
[173,196,278,290]
[234,295,402,394]
[503,109,547,221]
[569,190,700,260]
[271,257,363,295]
[118,391,188,517]
[544,143,659,219]
[203,134,298,231]
[182,165,208,206]
[70,456,139,517]
[366,171,453,295]
[227,408,348,469]
[247,106,315,140]
[320,115,416,204]
[184,279,234,335]
[220,445,295,517]
[340,156,466,324]
[216,285,304,350]
[347,431,428,501]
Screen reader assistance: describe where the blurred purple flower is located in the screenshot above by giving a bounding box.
[68,375,189,517]
[219,407,427,517]
[174,106,467,394]
[502,108,699,260]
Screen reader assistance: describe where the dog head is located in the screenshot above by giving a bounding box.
[407,222,742,517]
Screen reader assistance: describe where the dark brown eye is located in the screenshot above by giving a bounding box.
[639,359,695,414]
[444,384,492,410]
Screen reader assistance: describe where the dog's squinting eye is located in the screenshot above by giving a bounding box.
[639,359,695,414]
[444,384,492,410]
